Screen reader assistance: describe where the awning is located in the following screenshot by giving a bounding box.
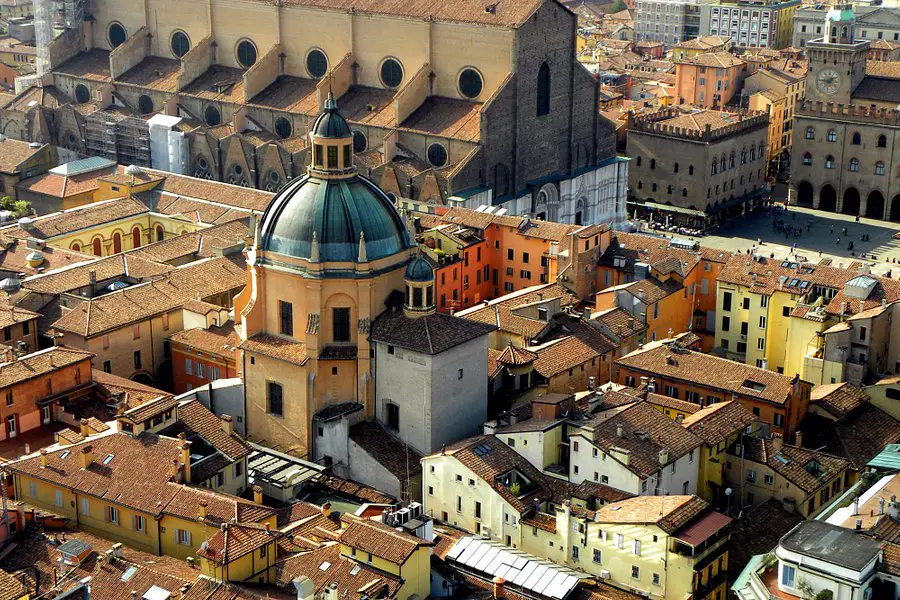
[629,200,708,218]
[674,510,733,546]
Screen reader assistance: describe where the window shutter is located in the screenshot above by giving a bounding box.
[104,506,110,522]
[132,515,136,530]
[174,528,180,544]
[186,530,192,545]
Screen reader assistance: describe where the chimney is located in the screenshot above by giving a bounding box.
[658,448,669,465]
[180,441,192,483]
[89,270,97,295]
[879,497,886,516]
[856,519,863,530]
[292,576,316,600]
[771,435,783,453]
[888,496,900,520]
[492,577,506,599]
[79,418,90,438]
[616,423,624,437]
[321,503,332,518]
[40,448,48,468]
[221,414,233,435]
[199,500,208,519]
[80,445,93,469]
[675,414,684,424]
[794,431,803,447]
[253,485,264,505]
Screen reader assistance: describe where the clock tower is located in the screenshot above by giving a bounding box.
[805,2,869,104]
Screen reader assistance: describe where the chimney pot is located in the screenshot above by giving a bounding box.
[40,448,48,468]
[180,441,192,483]
[321,502,332,518]
[221,414,233,435]
[199,499,208,518]
[80,445,93,469]
[253,485,264,505]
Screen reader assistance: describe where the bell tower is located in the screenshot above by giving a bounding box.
[805,2,869,104]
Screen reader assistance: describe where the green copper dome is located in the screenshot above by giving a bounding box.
[258,174,411,263]
[311,93,352,139]
[405,256,434,282]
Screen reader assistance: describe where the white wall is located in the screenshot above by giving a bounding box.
[176,378,245,434]
[348,438,406,501]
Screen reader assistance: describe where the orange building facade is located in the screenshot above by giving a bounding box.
[169,323,240,394]
[674,53,747,108]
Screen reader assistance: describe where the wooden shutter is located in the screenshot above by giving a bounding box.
[104,506,110,522]
[174,528,180,544]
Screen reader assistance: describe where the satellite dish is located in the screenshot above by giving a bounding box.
[725,488,733,496]
[199,541,209,551]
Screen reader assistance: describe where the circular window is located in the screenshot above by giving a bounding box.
[171,31,190,58]
[236,40,257,68]
[274,117,292,139]
[66,132,76,145]
[352,131,367,153]
[138,95,154,114]
[269,170,280,184]
[233,164,244,176]
[74,84,90,103]
[108,23,127,48]
[458,68,483,99]
[379,58,404,88]
[306,49,328,79]
[427,143,448,168]
[204,105,221,126]
[198,156,209,170]
[386,192,397,203]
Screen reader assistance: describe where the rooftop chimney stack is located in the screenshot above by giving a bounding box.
[199,499,208,519]
[221,414,233,435]
[180,441,192,483]
[794,430,803,448]
[616,423,624,437]
[80,445,93,469]
[253,485,264,505]
[40,448,47,468]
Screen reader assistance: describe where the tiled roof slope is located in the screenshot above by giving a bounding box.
[457,283,578,338]
[369,308,494,355]
[682,401,758,445]
[349,421,423,480]
[51,256,245,337]
[338,515,432,564]
[0,346,93,388]
[615,341,799,405]
[810,382,869,419]
[594,495,710,534]
[738,437,849,493]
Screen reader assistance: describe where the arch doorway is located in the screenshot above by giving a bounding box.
[796,181,814,207]
[842,187,860,216]
[819,185,837,212]
[866,191,885,220]
[131,373,154,386]
[891,195,900,222]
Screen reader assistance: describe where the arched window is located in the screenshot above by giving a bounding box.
[688,165,694,175]
[849,158,859,172]
[112,233,122,254]
[758,142,765,158]
[720,155,726,171]
[674,163,679,173]
[636,156,642,167]
[827,129,837,142]
[878,135,888,148]
[852,132,861,145]
[652,183,658,192]
[711,160,717,175]
[729,151,735,169]
[71,243,81,252]
[803,152,812,166]
[132,226,141,248]
[666,185,672,194]
[682,188,688,197]
[825,155,835,169]
[805,127,815,140]
[92,238,102,256]
[876,161,886,175]
[750,146,756,161]
[650,158,656,170]
[536,62,550,117]
[637,180,643,190]
[155,225,164,242]
[741,148,747,165]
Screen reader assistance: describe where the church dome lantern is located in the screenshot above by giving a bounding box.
[825,3,857,44]
[256,93,412,265]
[403,256,435,318]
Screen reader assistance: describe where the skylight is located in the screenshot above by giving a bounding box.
[102,454,115,465]
[741,379,767,392]
[319,561,331,571]
[60,451,70,460]
[121,566,138,582]
[473,443,493,457]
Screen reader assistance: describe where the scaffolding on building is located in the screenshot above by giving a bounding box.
[83,110,152,167]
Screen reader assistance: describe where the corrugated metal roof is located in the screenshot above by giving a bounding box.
[868,443,900,471]
[50,156,117,176]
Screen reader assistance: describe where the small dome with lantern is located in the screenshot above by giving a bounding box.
[405,256,435,283]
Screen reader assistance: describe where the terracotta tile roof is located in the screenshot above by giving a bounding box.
[369,308,494,355]
[682,401,758,445]
[521,511,556,532]
[279,0,542,26]
[718,253,860,298]
[400,96,483,142]
[160,399,251,482]
[81,558,192,600]
[239,333,309,366]
[0,137,46,173]
[6,432,183,515]
[0,238,92,277]
[497,343,539,366]
[116,56,182,92]
[22,253,173,295]
[580,401,703,477]
[349,421,423,480]
[645,392,702,415]
[198,522,289,564]
[601,232,703,275]
[147,169,274,212]
[275,543,402,598]
[90,369,175,421]
[440,207,578,242]
[594,495,709,534]
[456,283,578,338]
[16,164,120,198]
[810,382,869,419]
[736,437,849,493]
[54,48,110,81]
[435,435,551,513]
[150,197,251,228]
[677,51,744,68]
[52,256,246,337]
[0,569,27,600]
[799,405,900,471]
[592,307,648,339]
[163,484,276,526]
[0,346,92,388]
[0,300,38,329]
[533,335,601,378]
[866,60,900,79]
[727,497,804,580]
[676,35,731,50]
[654,107,764,133]
[309,474,395,505]
[338,515,432,564]
[625,277,683,305]
[615,340,800,405]
[169,322,241,359]
[536,313,619,356]
[571,480,634,504]
[1,198,149,241]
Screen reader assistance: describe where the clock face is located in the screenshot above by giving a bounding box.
[816,68,842,96]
